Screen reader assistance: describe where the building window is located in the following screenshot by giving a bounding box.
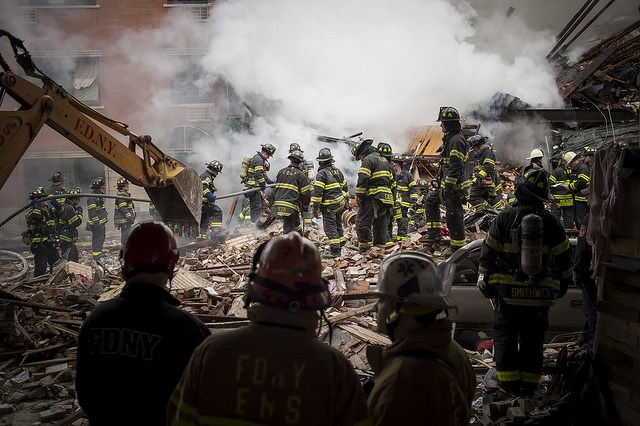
[18,0,97,5]
[166,0,208,4]
[171,55,212,105]
[37,56,101,106]
[21,8,38,24]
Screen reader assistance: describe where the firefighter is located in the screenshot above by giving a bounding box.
[468,135,502,209]
[113,178,135,245]
[167,233,371,425]
[198,160,224,240]
[354,139,394,250]
[47,171,67,220]
[477,168,572,396]
[273,149,312,234]
[289,142,303,153]
[25,187,60,276]
[523,148,545,173]
[58,187,83,262]
[367,251,476,424]
[311,148,348,258]
[149,203,161,221]
[565,151,590,229]
[437,106,469,255]
[391,154,416,241]
[244,143,276,222]
[76,221,210,426]
[377,142,396,244]
[408,179,428,233]
[549,153,574,233]
[423,180,443,241]
[86,177,108,261]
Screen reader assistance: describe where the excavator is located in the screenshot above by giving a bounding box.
[0,30,201,231]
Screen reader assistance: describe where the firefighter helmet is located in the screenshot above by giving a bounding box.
[370,251,456,311]
[392,154,405,164]
[28,187,46,200]
[121,221,179,279]
[316,147,334,162]
[377,142,393,158]
[584,146,596,156]
[353,139,373,159]
[526,148,544,160]
[261,143,277,156]
[116,177,129,189]
[468,135,486,149]
[68,187,81,196]
[90,177,105,189]
[248,233,331,311]
[562,151,578,165]
[289,142,303,153]
[288,149,305,163]
[517,168,551,202]
[206,160,224,174]
[436,106,460,122]
[48,172,65,184]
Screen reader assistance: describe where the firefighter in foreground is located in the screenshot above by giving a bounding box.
[26,187,59,277]
[367,251,476,425]
[311,147,348,258]
[76,221,210,426]
[354,139,394,250]
[86,177,108,261]
[114,178,136,245]
[437,107,469,255]
[468,135,502,209]
[244,143,276,222]
[391,154,416,241]
[273,149,312,234]
[58,188,83,262]
[477,168,572,396]
[198,160,224,240]
[167,233,371,426]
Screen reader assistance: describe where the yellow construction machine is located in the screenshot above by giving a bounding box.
[0,30,201,230]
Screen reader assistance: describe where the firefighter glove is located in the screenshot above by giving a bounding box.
[50,198,61,208]
[207,193,217,203]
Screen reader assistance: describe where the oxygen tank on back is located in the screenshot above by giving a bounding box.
[520,213,543,277]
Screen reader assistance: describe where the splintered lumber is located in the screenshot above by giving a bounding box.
[336,323,391,346]
[0,298,75,313]
[328,303,377,324]
[206,320,250,329]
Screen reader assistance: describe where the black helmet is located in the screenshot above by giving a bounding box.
[49,172,64,184]
[28,187,46,200]
[391,154,405,164]
[288,149,304,163]
[517,169,551,202]
[289,142,303,153]
[377,142,393,158]
[468,135,486,149]
[261,143,277,156]
[353,139,373,159]
[436,106,460,122]
[91,177,105,189]
[584,146,596,156]
[316,148,334,162]
[116,177,130,189]
[206,160,224,173]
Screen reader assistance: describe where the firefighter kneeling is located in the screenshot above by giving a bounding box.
[478,168,572,396]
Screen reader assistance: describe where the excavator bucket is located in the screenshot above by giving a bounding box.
[145,167,202,229]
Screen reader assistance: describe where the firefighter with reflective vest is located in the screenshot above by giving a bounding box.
[168,233,371,425]
[354,139,394,250]
[114,178,136,246]
[26,187,60,276]
[367,251,476,425]
[47,171,67,220]
[549,153,574,233]
[409,179,428,233]
[477,168,572,396]
[198,160,224,240]
[86,177,108,261]
[273,149,312,234]
[377,142,397,244]
[311,148,349,258]
[76,221,210,426]
[437,107,469,254]
[468,135,502,209]
[58,187,83,262]
[244,143,276,222]
[391,154,416,241]
[564,151,590,229]
[423,179,443,241]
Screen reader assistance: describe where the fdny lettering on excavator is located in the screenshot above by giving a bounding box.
[234,354,305,423]
[87,327,161,361]
[73,117,117,158]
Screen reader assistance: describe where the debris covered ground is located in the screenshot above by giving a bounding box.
[0,218,593,425]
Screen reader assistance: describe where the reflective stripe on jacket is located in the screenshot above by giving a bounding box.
[274,164,312,214]
[311,164,348,208]
[549,166,573,207]
[355,148,394,204]
[200,171,217,204]
[114,191,135,225]
[245,152,268,189]
[440,131,469,190]
[472,146,501,194]
[58,201,82,242]
[87,193,108,225]
[568,163,590,203]
[26,204,57,244]
[395,169,416,208]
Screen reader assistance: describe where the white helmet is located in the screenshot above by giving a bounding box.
[370,251,456,311]
[526,148,544,160]
[563,151,578,164]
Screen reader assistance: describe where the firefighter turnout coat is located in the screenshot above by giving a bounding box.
[245,152,269,190]
[114,190,135,227]
[311,163,348,212]
[274,163,312,216]
[168,305,372,426]
[355,149,394,206]
[87,193,108,228]
[440,131,469,194]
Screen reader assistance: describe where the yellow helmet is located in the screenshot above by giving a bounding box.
[562,151,578,164]
[526,149,544,160]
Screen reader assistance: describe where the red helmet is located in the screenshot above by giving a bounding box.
[248,233,331,311]
[121,221,179,279]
